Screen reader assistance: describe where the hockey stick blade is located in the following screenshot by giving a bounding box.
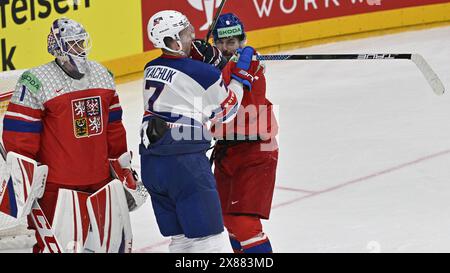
[411,54,445,96]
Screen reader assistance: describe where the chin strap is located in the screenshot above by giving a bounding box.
[163,40,186,56]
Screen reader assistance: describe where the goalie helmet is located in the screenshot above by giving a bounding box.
[147,10,191,55]
[213,13,246,42]
[47,18,92,73]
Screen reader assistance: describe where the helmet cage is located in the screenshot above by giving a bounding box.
[48,19,92,61]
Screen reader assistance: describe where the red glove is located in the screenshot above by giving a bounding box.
[109,151,148,211]
[230,47,261,91]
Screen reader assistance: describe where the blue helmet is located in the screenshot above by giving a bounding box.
[212,13,246,42]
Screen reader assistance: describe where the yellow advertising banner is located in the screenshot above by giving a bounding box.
[0,0,143,72]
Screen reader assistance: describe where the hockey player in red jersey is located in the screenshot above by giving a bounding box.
[1,18,147,253]
[191,13,279,253]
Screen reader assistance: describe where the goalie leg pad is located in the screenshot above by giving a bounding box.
[50,189,91,253]
[29,181,133,253]
[85,179,133,253]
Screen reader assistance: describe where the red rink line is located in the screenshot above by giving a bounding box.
[134,238,171,253]
[275,186,317,194]
[134,149,450,252]
[272,149,450,209]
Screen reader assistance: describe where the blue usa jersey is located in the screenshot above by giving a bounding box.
[140,55,243,155]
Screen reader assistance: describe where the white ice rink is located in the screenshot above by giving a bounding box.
[118,26,450,253]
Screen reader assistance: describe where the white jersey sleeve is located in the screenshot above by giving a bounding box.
[143,57,244,126]
[203,77,243,124]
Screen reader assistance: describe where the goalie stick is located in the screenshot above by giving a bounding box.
[256,53,445,96]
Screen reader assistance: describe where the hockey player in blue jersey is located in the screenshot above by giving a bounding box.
[140,10,261,252]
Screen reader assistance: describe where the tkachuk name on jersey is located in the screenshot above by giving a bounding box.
[145,66,178,84]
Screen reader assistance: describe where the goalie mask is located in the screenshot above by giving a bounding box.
[48,18,92,74]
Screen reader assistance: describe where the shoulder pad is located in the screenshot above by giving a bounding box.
[18,71,42,94]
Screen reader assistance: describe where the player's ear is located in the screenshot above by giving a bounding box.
[163,37,179,51]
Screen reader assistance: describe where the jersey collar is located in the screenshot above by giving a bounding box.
[161,54,187,59]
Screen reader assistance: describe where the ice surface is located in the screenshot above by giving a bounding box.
[118,26,450,252]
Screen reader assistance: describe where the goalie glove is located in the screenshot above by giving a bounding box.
[4,152,48,219]
[109,152,148,212]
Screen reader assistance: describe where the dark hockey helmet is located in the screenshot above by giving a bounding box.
[212,13,246,42]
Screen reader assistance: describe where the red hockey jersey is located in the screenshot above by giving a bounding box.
[2,60,127,186]
[211,60,278,141]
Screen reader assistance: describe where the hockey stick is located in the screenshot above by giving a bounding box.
[256,54,445,95]
[205,0,228,42]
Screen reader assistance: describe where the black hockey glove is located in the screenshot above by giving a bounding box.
[191,39,228,70]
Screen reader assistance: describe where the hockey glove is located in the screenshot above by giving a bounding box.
[191,39,228,70]
[230,46,260,91]
[110,151,148,211]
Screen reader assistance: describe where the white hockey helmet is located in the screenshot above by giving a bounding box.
[147,10,191,55]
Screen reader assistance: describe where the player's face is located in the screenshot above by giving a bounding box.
[215,37,242,60]
[67,39,89,58]
[179,25,195,56]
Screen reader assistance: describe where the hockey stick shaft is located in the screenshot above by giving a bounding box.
[256,54,445,95]
[205,0,228,42]
[256,53,412,61]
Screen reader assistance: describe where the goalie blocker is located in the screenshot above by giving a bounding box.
[1,151,147,253]
[109,151,148,212]
[0,152,47,252]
